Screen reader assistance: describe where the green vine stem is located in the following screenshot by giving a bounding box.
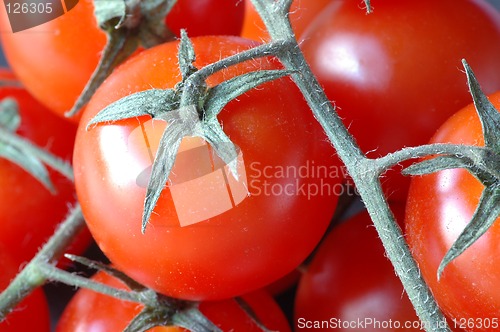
[250,0,451,330]
[0,204,84,319]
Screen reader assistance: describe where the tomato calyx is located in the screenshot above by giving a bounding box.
[404,60,500,279]
[66,0,178,119]
[63,255,224,332]
[87,33,291,232]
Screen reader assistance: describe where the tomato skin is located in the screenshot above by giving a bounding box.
[166,0,245,38]
[0,0,106,121]
[405,92,500,331]
[56,271,291,332]
[300,0,500,200]
[0,247,51,332]
[0,70,86,267]
[74,36,340,300]
[241,0,331,41]
[294,205,421,332]
[0,0,245,121]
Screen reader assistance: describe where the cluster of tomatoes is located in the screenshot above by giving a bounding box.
[0,0,500,331]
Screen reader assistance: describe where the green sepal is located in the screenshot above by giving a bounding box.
[402,150,499,186]
[463,59,500,153]
[139,0,178,48]
[178,30,197,81]
[0,98,21,132]
[124,307,168,332]
[402,155,472,176]
[86,89,179,129]
[433,61,500,277]
[364,0,373,13]
[170,306,223,332]
[142,122,185,233]
[124,303,223,332]
[204,69,294,118]
[437,185,500,279]
[93,0,127,28]
[0,141,55,193]
[200,120,240,180]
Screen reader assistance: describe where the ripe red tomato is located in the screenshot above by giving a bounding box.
[74,36,341,300]
[405,92,500,331]
[241,0,330,41]
[0,69,87,267]
[56,271,291,332]
[294,205,422,332]
[300,0,500,200]
[166,0,245,38]
[0,0,245,121]
[0,247,50,332]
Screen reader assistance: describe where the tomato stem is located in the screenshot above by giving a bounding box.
[0,204,84,319]
[250,0,452,330]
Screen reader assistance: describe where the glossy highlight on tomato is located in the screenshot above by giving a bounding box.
[74,36,341,300]
[0,0,246,121]
[406,92,500,332]
[300,0,500,200]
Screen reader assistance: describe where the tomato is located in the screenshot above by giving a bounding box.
[294,205,422,332]
[74,36,341,300]
[0,69,88,267]
[0,247,50,332]
[241,0,330,41]
[0,0,245,121]
[166,0,245,38]
[405,92,500,331]
[0,0,105,121]
[56,270,291,332]
[299,0,500,200]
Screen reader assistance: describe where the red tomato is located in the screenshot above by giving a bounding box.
[74,36,341,300]
[0,247,50,332]
[405,92,500,331]
[56,270,291,332]
[166,0,245,38]
[0,0,105,121]
[294,205,422,332]
[300,0,500,200]
[0,0,245,121]
[0,69,87,267]
[241,0,331,41]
